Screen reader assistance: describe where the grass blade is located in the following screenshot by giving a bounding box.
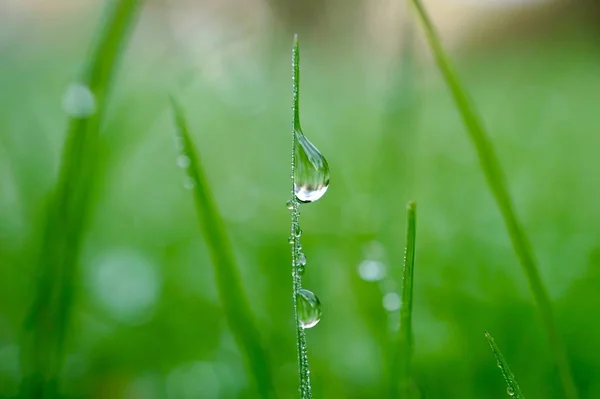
[390,201,417,398]
[20,1,143,397]
[408,2,578,398]
[169,97,275,398]
[485,331,525,398]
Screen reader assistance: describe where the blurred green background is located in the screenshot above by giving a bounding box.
[2,0,600,397]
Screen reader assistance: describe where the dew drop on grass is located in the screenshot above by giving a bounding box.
[382,292,401,311]
[294,130,330,203]
[297,264,305,275]
[286,200,294,210]
[177,155,190,169]
[62,83,96,118]
[507,387,515,396]
[294,225,302,238]
[297,253,307,266]
[183,176,195,190]
[297,288,322,328]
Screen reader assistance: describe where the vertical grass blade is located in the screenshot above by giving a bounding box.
[390,201,417,398]
[20,1,143,397]
[290,33,313,399]
[169,97,274,398]
[485,331,525,398]
[408,2,578,398]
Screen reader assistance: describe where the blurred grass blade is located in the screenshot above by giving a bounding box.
[390,201,417,398]
[408,2,578,398]
[169,97,274,398]
[485,331,525,398]
[20,0,143,397]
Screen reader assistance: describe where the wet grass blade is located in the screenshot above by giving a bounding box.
[169,97,275,398]
[390,201,417,398]
[408,2,578,398]
[20,1,143,397]
[485,331,525,398]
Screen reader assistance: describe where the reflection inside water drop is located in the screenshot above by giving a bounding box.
[297,288,322,328]
[294,130,329,203]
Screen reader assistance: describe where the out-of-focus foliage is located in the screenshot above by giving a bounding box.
[1,1,600,398]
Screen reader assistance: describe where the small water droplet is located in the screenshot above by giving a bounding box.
[507,386,515,396]
[62,83,96,118]
[297,288,322,328]
[358,259,386,282]
[286,200,294,210]
[294,130,330,203]
[288,236,294,245]
[183,176,195,190]
[294,225,302,238]
[297,253,307,266]
[297,264,305,275]
[497,361,502,369]
[382,292,401,311]
[177,155,190,169]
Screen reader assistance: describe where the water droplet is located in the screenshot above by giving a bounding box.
[183,176,195,190]
[288,236,294,245]
[286,200,294,210]
[177,155,190,169]
[297,264,305,275]
[507,387,515,396]
[294,130,330,203]
[297,288,322,328]
[62,83,96,118]
[294,225,302,238]
[382,292,401,311]
[358,259,386,282]
[297,253,307,266]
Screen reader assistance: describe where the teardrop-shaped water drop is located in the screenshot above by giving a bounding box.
[297,253,307,266]
[297,288,322,328]
[294,130,330,203]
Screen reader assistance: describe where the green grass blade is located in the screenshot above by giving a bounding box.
[169,97,275,398]
[20,1,143,397]
[390,201,417,398]
[291,33,314,399]
[485,331,525,398]
[408,2,578,398]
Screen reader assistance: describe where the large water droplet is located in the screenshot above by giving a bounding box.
[297,288,322,328]
[294,130,330,203]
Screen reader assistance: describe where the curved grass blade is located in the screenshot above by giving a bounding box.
[20,1,143,397]
[390,201,417,398]
[169,97,275,398]
[407,2,578,398]
[485,331,525,398]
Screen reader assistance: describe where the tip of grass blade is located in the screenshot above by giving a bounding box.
[485,330,525,399]
[407,200,416,211]
[293,33,299,44]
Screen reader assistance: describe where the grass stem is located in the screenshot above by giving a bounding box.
[169,97,275,398]
[390,201,417,398]
[20,1,142,397]
[485,331,525,398]
[408,2,578,398]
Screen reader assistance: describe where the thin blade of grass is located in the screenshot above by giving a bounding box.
[169,97,274,398]
[408,2,578,398]
[291,33,314,399]
[485,331,525,398]
[20,1,143,397]
[390,201,417,398]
